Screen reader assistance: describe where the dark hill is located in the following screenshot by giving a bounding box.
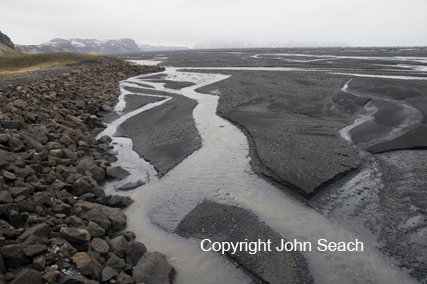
[0,31,21,55]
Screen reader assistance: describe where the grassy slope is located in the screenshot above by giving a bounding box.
[0,42,21,56]
[0,52,105,78]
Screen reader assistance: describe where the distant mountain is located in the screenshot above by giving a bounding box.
[138,44,189,51]
[0,30,21,55]
[17,38,142,55]
[17,38,190,55]
[193,40,349,49]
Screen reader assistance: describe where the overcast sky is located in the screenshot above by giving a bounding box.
[2,0,427,48]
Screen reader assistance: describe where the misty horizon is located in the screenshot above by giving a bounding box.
[13,37,427,50]
[3,0,427,48]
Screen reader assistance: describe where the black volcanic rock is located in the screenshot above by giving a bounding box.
[0,61,174,283]
[0,30,15,49]
[0,30,21,55]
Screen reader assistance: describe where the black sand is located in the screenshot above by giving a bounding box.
[115,87,201,177]
[196,70,361,196]
[102,94,166,124]
[175,200,312,284]
[122,47,427,282]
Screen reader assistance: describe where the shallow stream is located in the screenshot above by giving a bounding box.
[99,64,417,283]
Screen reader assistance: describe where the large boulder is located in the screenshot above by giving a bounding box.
[0,244,31,268]
[104,253,125,272]
[7,137,25,152]
[2,169,16,181]
[72,178,94,196]
[126,241,147,266]
[88,165,105,183]
[0,134,10,144]
[0,190,14,203]
[13,99,28,110]
[86,207,111,231]
[76,202,126,233]
[21,134,44,152]
[132,251,176,284]
[75,157,96,174]
[0,150,16,168]
[70,252,102,281]
[116,271,135,284]
[28,128,49,145]
[106,166,130,179]
[8,186,32,198]
[32,191,53,206]
[85,115,106,129]
[108,195,134,208]
[23,244,48,258]
[101,266,119,282]
[60,227,91,246]
[2,121,22,131]
[109,235,128,258]
[85,221,105,238]
[89,238,109,255]
[43,267,60,284]
[10,268,45,284]
[65,215,85,228]
[52,200,72,215]
[17,223,51,245]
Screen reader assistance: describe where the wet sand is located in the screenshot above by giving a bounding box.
[112,85,202,177]
[175,200,312,284]
[196,70,361,196]
[118,47,427,282]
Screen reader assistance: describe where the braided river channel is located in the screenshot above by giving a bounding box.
[98,51,427,283]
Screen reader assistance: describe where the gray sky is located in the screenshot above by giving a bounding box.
[2,0,427,48]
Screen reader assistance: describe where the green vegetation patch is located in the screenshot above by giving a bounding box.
[0,52,103,78]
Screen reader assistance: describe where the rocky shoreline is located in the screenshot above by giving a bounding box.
[0,61,176,283]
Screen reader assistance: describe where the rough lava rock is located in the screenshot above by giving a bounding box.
[132,251,176,284]
[0,60,175,283]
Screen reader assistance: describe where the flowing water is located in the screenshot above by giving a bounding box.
[99,65,418,283]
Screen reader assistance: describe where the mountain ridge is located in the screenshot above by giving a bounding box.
[17,38,188,55]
